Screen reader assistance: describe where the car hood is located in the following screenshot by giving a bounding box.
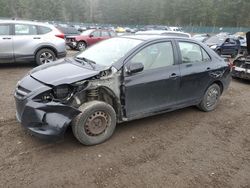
[29,58,101,86]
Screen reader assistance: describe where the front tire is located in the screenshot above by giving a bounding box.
[216,49,221,56]
[72,101,116,145]
[77,41,87,51]
[35,48,56,65]
[198,84,221,112]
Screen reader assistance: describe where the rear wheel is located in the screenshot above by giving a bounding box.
[35,48,56,65]
[72,101,116,145]
[198,84,221,112]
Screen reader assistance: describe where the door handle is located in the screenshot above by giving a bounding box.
[169,73,179,79]
[2,37,11,40]
[33,37,41,39]
[207,67,211,70]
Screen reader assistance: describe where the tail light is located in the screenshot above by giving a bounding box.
[224,58,233,68]
[55,33,65,39]
[55,28,65,39]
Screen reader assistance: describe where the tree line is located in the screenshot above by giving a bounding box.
[0,0,249,27]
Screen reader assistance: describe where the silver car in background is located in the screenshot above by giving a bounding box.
[0,20,66,65]
[135,30,191,38]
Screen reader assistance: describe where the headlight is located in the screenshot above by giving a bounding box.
[53,85,73,100]
[210,45,217,49]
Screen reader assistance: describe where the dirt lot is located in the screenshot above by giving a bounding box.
[0,53,250,187]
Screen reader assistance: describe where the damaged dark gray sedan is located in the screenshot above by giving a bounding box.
[15,35,231,145]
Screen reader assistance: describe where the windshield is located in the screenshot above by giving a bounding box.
[80,29,94,36]
[76,37,143,66]
[206,36,225,45]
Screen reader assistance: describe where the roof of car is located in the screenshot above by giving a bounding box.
[0,20,53,27]
[120,34,194,41]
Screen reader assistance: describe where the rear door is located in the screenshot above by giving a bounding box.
[123,40,181,118]
[177,40,214,104]
[0,23,14,63]
[12,24,40,62]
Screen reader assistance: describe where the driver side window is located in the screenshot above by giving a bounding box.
[130,42,174,71]
[91,31,100,37]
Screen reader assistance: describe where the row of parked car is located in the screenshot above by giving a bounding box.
[0,19,250,81]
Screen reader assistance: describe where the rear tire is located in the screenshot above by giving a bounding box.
[72,101,116,145]
[35,48,56,66]
[198,84,221,112]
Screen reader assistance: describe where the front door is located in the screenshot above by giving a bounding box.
[88,30,101,46]
[123,41,181,119]
[221,38,238,55]
[0,24,14,63]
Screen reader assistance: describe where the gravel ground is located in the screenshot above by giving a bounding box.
[0,52,250,187]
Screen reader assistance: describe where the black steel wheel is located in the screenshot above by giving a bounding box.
[72,101,116,145]
[198,83,221,112]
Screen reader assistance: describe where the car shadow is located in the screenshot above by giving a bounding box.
[0,62,35,69]
[62,106,200,147]
[232,77,250,85]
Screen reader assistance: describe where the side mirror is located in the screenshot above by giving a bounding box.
[89,34,94,38]
[127,62,144,74]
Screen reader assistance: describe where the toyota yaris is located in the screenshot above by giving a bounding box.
[15,35,231,145]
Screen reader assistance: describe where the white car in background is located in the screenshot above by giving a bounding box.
[135,30,191,38]
[0,20,66,65]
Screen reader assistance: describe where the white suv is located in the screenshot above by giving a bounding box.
[0,20,66,65]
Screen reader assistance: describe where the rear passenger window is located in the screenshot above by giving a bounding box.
[110,31,117,37]
[15,24,38,35]
[201,48,211,62]
[179,42,206,63]
[38,26,52,34]
[0,25,10,35]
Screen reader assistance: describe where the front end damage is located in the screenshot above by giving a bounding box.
[232,56,250,80]
[14,66,122,140]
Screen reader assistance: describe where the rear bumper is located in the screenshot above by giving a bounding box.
[15,98,80,140]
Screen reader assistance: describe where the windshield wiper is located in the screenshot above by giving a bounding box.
[74,57,96,69]
[74,57,85,65]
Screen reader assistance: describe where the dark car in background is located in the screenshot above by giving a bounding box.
[66,29,117,50]
[205,35,240,58]
[55,25,80,38]
[15,35,231,145]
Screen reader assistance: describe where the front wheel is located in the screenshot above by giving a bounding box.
[77,41,87,51]
[216,49,221,56]
[72,101,116,145]
[198,84,221,112]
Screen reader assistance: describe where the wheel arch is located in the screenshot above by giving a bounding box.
[34,45,58,58]
[87,86,122,121]
[211,80,224,94]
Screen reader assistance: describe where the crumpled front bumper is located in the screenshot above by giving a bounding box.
[15,98,81,140]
